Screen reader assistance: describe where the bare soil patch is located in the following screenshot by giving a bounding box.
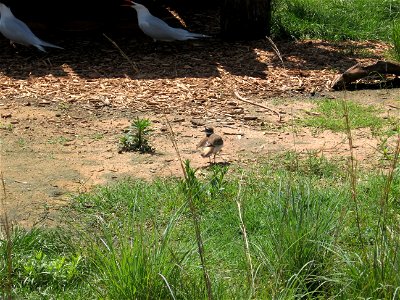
[0,35,399,227]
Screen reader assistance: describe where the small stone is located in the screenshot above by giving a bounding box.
[173,117,185,123]
[38,100,51,106]
[223,129,244,136]
[243,115,258,120]
[230,108,244,114]
[49,190,64,197]
[1,113,11,118]
[191,118,205,126]
[222,121,235,125]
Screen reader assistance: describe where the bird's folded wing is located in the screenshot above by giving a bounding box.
[140,15,189,41]
[1,18,36,45]
[197,137,210,148]
[208,135,223,146]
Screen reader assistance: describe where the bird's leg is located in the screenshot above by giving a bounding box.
[10,40,17,49]
[152,39,160,52]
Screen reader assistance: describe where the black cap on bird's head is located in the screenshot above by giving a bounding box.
[203,127,214,136]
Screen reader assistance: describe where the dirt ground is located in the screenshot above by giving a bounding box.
[0,33,399,227]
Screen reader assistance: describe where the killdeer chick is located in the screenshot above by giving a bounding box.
[197,127,224,164]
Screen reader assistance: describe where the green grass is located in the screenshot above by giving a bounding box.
[273,0,400,40]
[390,21,400,61]
[47,136,72,145]
[0,227,90,298]
[0,123,13,131]
[302,99,388,133]
[2,151,400,299]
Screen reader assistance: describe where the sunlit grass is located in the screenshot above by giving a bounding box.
[389,21,400,61]
[302,99,386,133]
[273,0,400,40]
[2,150,400,298]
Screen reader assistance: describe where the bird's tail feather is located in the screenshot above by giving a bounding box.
[39,40,64,50]
[174,28,211,39]
[187,32,211,39]
[35,45,47,52]
[189,32,211,38]
[201,147,214,157]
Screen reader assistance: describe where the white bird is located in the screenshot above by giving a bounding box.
[126,1,210,42]
[0,2,63,52]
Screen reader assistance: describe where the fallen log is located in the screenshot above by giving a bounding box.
[331,60,400,90]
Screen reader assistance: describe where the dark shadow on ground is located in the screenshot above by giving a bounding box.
[0,3,385,81]
[344,78,400,90]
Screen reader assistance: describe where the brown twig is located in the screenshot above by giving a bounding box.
[234,90,282,122]
[103,33,140,74]
[265,36,285,68]
[163,113,186,178]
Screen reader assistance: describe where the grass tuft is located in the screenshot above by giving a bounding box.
[0,227,88,298]
[303,99,385,133]
[119,117,155,154]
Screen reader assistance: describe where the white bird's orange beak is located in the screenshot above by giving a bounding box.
[121,0,135,7]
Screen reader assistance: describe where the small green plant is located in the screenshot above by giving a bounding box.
[47,136,71,145]
[119,118,155,153]
[91,133,104,141]
[17,138,27,149]
[0,123,13,131]
[207,164,229,199]
[58,102,71,111]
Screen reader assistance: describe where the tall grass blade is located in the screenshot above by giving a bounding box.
[342,100,364,247]
[164,115,213,300]
[235,173,254,294]
[376,133,400,283]
[0,171,12,300]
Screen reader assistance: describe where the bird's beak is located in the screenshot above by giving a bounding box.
[121,0,135,7]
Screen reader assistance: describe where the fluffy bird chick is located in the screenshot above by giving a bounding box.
[0,3,63,52]
[197,127,224,164]
[126,1,210,42]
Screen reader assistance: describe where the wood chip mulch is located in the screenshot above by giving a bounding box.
[0,36,390,120]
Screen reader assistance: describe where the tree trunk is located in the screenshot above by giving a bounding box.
[220,0,272,40]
